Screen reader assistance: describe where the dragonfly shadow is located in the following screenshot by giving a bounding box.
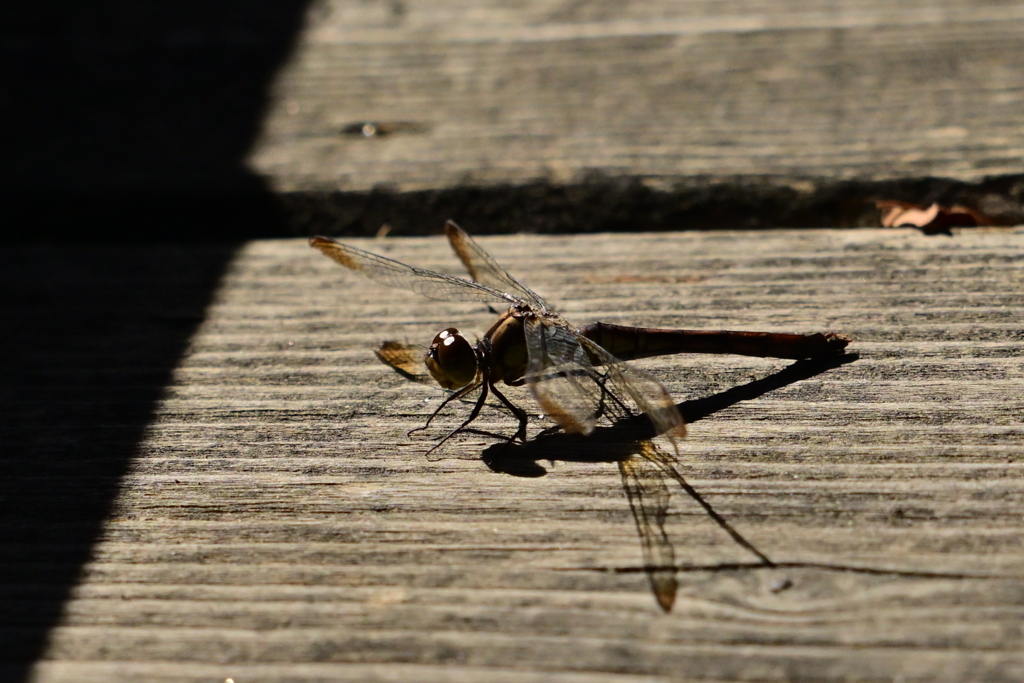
[482,352,858,477]
[677,351,859,425]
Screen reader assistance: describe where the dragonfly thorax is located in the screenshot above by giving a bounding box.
[425,328,478,390]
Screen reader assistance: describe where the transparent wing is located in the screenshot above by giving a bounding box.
[523,315,687,440]
[523,316,606,435]
[311,236,517,305]
[577,335,687,441]
[635,432,775,567]
[374,341,432,383]
[620,446,678,612]
[444,221,548,309]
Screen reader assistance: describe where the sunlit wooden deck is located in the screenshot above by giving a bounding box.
[11,227,1024,682]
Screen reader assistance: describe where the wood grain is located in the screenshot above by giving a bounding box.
[250,0,1024,192]
[18,227,1024,682]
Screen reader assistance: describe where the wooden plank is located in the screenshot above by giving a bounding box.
[10,1,1024,239]
[17,227,1024,682]
[250,0,1024,192]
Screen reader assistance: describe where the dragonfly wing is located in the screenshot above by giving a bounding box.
[620,447,678,612]
[444,221,548,309]
[374,341,432,383]
[311,236,514,304]
[577,336,687,441]
[524,315,686,440]
[523,316,605,434]
[635,431,775,567]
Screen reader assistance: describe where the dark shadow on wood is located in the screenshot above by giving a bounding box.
[1,1,314,244]
[481,353,858,476]
[0,1,314,679]
[0,244,238,678]
[281,174,1024,237]
[676,352,859,424]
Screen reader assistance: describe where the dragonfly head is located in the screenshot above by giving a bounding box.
[425,328,478,390]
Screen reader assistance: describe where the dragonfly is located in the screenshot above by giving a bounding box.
[311,221,850,611]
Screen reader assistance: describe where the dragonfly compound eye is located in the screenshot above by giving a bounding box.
[425,328,478,390]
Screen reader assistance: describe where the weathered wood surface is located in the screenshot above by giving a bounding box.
[10,0,1024,240]
[251,0,1024,192]
[14,227,1024,682]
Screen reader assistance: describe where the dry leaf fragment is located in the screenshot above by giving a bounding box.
[876,200,992,235]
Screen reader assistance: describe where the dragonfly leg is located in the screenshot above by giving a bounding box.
[409,381,482,438]
[455,427,527,443]
[489,383,530,443]
[423,380,493,456]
